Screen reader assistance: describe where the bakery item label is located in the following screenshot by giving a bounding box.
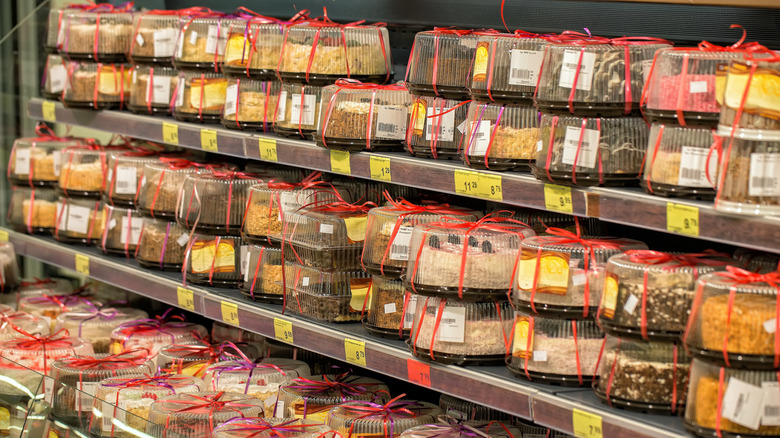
[558,49,596,91]
[561,126,600,169]
[472,41,489,82]
[191,239,236,274]
[517,251,570,294]
[748,153,780,197]
[512,316,533,358]
[509,49,544,87]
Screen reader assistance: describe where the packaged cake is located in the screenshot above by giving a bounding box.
[128,64,179,115]
[316,80,411,151]
[11,278,73,307]
[173,13,235,71]
[128,11,181,64]
[184,234,242,287]
[110,313,208,357]
[53,196,104,244]
[274,373,389,421]
[8,186,58,234]
[283,262,372,322]
[137,158,215,218]
[405,29,477,98]
[507,313,604,385]
[172,70,229,123]
[514,232,647,318]
[405,95,470,159]
[641,123,718,199]
[221,13,287,78]
[599,250,732,340]
[56,307,148,354]
[146,392,265,437]
[363,276,415,339]
[205,358,311,409]
[0,243,20,295]
[438,394,515,422]
[405,217,535,299]
[536,36,670,115]
[8,129,79,187]
[62,61,132,109]
[683,267,780,367]
[262,340,341,375]
[719,58,780,133]
[90,374,205,438]
[45,5,86,53]
[327,399,442,438]
[595,335,689,414]
[239,245,283,303]
[278,20,393,84]
[105,148,162,207]
[273,83,324,138]
[157,341,257,378]
[469,31,548,103]
[221,78,281,131]
[136,218,191,270]
[461,101,540,171]
[211,322,266,350]
[176,171,264,234]
[214,418,338,438]
[733,248,780,274]
[100,205,144,256]
[409,295,513,365]
[533,113,649,186]
[684,358,780,437]
[58,145,108,197]
[0,312,50,340]
[401,420,520,438]
[18,294,92,325]
[57,7,133,62]
[42,54,68,99]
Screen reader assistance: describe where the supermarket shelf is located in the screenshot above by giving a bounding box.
[27,98,780,254]
[4,228,689,438]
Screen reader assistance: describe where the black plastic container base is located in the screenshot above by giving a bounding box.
[279,72,391,86]
[469,90,535,105]
[62,100,124,111]
[406,84,470,100]
[136,259,183,271]
[240,288,284,304]
[59,53,128,64]
[185,275,240,288]
[464,156,531,172]
[315,137,405,153]
[241,234,281,247]
[172,61,219,71]
[686,346,780,370]
[172,112,222,124]
[683,419,770,438]
[405,147,461,161]
[363,318,409,340]
[640,180,716,201]
[100,247,137,258]
[363,262,404,279]
[536,101,639,118]
[593,387,683,415]
[643,109,720,128]
[221,66,276,80]
[405,281,509,301]
[127,104,171,117]
[530,166,639,188]
[53,235,99,245]
[506,359,595,387]
[273,126,316,139]
[222,120,271,132]
[513,300,596,320]
[136,207,176,220]
[57,188,103,199]
[128,56,174,66]
[8,177,58,188]
[12,226,53,235]
[177,223,241,237]
[105,197,137,209]
[40,91,62,101]
[598,320,683,343]
[408,341,506,366]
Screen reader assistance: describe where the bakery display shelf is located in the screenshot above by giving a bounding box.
[3,228,691,438]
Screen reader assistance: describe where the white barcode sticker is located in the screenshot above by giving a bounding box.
[764,318,777,334]
[175,80,184,108]
[276,91,287,122]
[403,295,418,329]
[275,400,285,418]
[205,25,219,54]
[762,382,780,426]
[320,224,334,234]
[559,49,596,91]
[301,277,310,287]
[109,219,117,230]
[177,233,190,247]
[536,140,543,152]
[264,394,277,409]
[689,80,708,94]
[78,382,98,412]
[114,166,138,195]
[153,28,176,57]
[53,150,62,176]
[623,294,639,315]
[102,400,125,429]
[120,216,142,245]
[425,107,455,142]
[188,30,198,46]
[508,49,544,86]
[384,302,397,314]
[375,105,408,140]
[571,271,587,286]
[533,350,548,362]
[240,245,249,280]
[224,84,239,116]
[562,125,600,169]
[721,377,764,430]
[468,121,492,155]
[150,76,172,104]
[66,204,91,235]
[43,377,54,403]
[389,226,413,261]
[678,146,712,188]
[749,153,780,197]
[290,94,317,126]
[49,64,67,93]
[437,307,466,343]
[135,33,145,47]
[13,148,31,175]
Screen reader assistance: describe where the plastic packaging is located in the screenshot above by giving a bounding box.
[8,186,59,234]
[42,54,69,99]
[405,95,470,160]
[0,333,93,374]
[146,392,265,437]
[205,358,311,409]
[328,399,442,438]
[176,171,264,234]
[104,149,160,207]
[63,61,132,109]
[221,78,281,131]
[239,245,283,303]
[275,374,389,421]
[406,29,477,98]
[53,196,104,244]
[137,158,216,218]
[172,70,229,123]
[401,420,520,438]
[136,218,191,270]
[58,145,108,197]
[157,341,257,377]
[45,5,84,53]
[18,294,92,324]
[173,14,236,71]
[273,83,324,138]
[128,64,179,115]
[184,234,243,287]
[461,101,540,171]
[283,262,372,322]
[215,418,337,438]
[100,205,144,256]
[0,243,21,295]
[110,316,208,357]
[56,307,148,354]
[57,8,133,62]
[363,277,414,339]
[438,394,515,422]
[8,131,81,188]
[221,16,287,79]
[210,322,266,350]
[733,249,780,274]
[128,12,181,64]
[0,312,50,340]
[718,58,780,135]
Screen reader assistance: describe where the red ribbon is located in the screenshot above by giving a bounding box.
[162,391,259,433]
[56,349,151,370]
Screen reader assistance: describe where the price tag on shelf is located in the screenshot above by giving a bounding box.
[544,184,574,214]
[176,287,195,311]
[273,318,294,344]
[330,150,351,175]
[572,409,603,438]
[666,203,699,237]
[259,138,278,162]
[42,101,57,122]
[75,254,89,275]
[370,156,391,182]
[0,230,8,242]
[220,301,239,325]
[162,122,179,145]
[453,170,503,201]
[344,338,366,366]
[407,358,431,388]
[201,129,218,152]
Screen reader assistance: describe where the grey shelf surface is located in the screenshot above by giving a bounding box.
[4,228,690,438]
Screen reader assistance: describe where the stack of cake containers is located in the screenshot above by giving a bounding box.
[326,396,443,438]
[41,4,91,100]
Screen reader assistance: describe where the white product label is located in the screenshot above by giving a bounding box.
[78,382,98,412]
[425,107,455,142]
[275,400,285,418]
[278,192,298,220]
[301,277,310,287]
[135,33,145,47]
[205,25,219,54]
[562,126,600,169]
[13,148,31,175]
[149,76,172,105]
[533,350,548,362]
[109,219,117,230]
[559,49,596,91]
[721,377,764,430]
[120,216,143,245]
[224,84,239,116]
[49,64,67,93]
[509,49,544,86]
[177,232,190,247]
[764,318,777,334]
[175,80,184,108]
[456,119,468,134]
[689,80,708,94]
[375,105,408,140]
[153,28,177,57]
[623,294,639,315]
[678,146,713,188]
[749,153,780,197]
[403,295,418,329]
[384,302,397,314]
[240,245,249,279]
[762,382,780,426]
[53,150,62,176]
[468,121,492,155]
[107,168,113,184]
[276,91,287,122]
[571,271,587,286]
[388,226,414,261]
[437,307,466,343]
[264,394,278,409]
[66,204,91,235]
[114,166,138,195]
[43,377,54,403]
[102,400,125,430]
[188,30,198,46]
[320,223,334,234]
[536,140,543,152]
[290,94,316,126]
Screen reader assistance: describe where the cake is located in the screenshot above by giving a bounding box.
[700,293,777,355]
[323,101,371,139]
[693,375,780,435]
[10,147,60,183]
[245,202,283,237]
[280,41,387,76]
[63,22,131,56]
[596,349,689,405]
[236,91,278,122]
[223,31,284,71]
[178,77,228,114]
[21,199,56,229]
[136,220,190,269]
[516,333,603,376]
[59,159,104,192]
[485,126,538,160]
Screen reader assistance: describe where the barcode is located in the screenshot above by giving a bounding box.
[117,180,131,190]
[377,122,396,133]
[564,63,578,69]
[441,318,457,324]
[511,68,531,80]
[156,37,171,43]
[390,244,408,254]
[766,406,780,416]
[681,168,701,181]
[752,177,778,188]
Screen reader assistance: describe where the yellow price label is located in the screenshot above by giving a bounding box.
[344,338,367,366]
[273,318,294,344]
[0,230,9,242]
[544,184,574,214]
[666,203,700,237]
[258,138,278,162]
[75,254,89,275]
[201,129,218,152]
[220,301,239,325]
[572,409,603,438]
[454,170,503,201]
[42,101,57,122]
[176,287,195,311]
[330,150,351,174]
[162,122,179,145]
[369,156,391,182]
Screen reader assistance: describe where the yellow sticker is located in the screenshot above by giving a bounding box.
[544,184,574,214]
[572,409,603,438]
[0,407,9,431]
[350,283,372,313]
[516,254,569,292]
[343,216,368,242]
[600,276,618,319]
[177,287,195,312]
[274,318,293,343]
[330,150,351,174]
[667,203,699,237]
[472,42,489,82]
[162,122,179,145]
[0,230,9,242]
[370,156,391,182]
[512,316,533,357]
[42,101,57,122]
[344,338,367,366]
[221,301,239,325]
[201,129,218,152]
[411,100,427,135]
[454,170,503,201]
[75,254,89,275]
[259,138,278,162]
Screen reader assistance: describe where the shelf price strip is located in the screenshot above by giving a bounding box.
[258,138,278,162]
[406,358,431,388]
[454,170,503,201]
[176,287,195,311]
[572,409,603,438]
[273,318,293,343]
[369,156,391,182]
[162,122,179,145]
[0,230,8,242]
[544,184,574,214]
[666,202,699,237]
[344,338,367,366]
[330,150,351,174]
[201,129,218,152]
[75,254,89,275]
[220,301,239,325]
[42,101,56,122]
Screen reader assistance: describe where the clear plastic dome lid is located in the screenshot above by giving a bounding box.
[17,277,73,296]
[101,204,144,256]
[221,78,281,130]
[57,307,148,339]
[274,82,325,136]
[58,7,134,61]
[58,145,109,195]
[42,53,68,98]
[172,70,229,121]
[405,95,470,159]
[110,313,208,357]
[53,196,104,243]
[719,58,780,134]
[215,418,338,438]
[129,64,179,114]
[128,11,182,63]
[158,341,259,378]
[0,312,50,340]
[8,186,59,234]
[173,13,237,70]
[0,243,20,294]
[137,158,218,218]
[46,5,92,51]
[282,262,372,322]
[49,351,156,396]
[328,399,442,438]
[405,29,478,98]
[105,148,162,204]
[205,358,310,403]
[461,101,540,171]
[733,248,780,274]
[240,245,283,301]
[438,394,515,422]
[222,14,287,78]
[400,420,520,438]
[176,171,264,234]
[0,333,93,373]
[184,234,242,287]
[18,293,93,322]
[8,127,82,186]
[62,61,133,108]
[136,217,191,270]
[147,392,265,436]
[276,374,389,421]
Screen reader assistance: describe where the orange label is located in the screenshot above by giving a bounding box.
[411,100,427,135]
[473,42,489,82]
[600,275,619,319]
[407,358,431,387]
